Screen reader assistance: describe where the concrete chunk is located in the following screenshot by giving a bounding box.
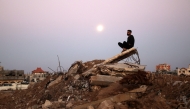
[68,61,83,76]
[97,100,114,109]
[74,74,80,80]
[47,75,62,88]
[90,75,123,86]
[42,100,52,109]
[87,105,95,109]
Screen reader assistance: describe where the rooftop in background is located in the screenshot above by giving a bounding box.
[32,67,45,73]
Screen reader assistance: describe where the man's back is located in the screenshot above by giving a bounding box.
[127,35,135,48]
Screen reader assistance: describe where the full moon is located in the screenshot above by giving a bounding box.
[97,25,103,31]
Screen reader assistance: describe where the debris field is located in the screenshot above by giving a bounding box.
[0,48,190,109]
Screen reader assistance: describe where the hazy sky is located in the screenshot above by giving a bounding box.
[0,0,190,73]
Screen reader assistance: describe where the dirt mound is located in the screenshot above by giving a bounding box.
[124,95,171,109]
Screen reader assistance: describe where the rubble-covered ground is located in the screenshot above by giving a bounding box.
[1,60,190,109]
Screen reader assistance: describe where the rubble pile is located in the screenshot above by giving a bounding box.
[0,48,190,109]
[0,59,190,109]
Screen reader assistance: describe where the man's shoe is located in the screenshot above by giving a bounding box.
[121,48,127,53]
[121,49,126,53]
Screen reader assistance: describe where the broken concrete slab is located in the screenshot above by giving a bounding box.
[90,75,123,86]
[72,93,137,109]
[98,64,138,76]
[68,61,83,75]
[102,47,138,64]
[104,63,146,71]
[101,64,138,72]
[47,75,62,88]
[82,67,97,77]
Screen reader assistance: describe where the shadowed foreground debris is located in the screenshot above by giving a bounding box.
[1,59,190,109]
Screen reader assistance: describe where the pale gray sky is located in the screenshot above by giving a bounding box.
[0,0,190,73]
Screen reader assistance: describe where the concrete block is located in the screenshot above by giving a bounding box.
[90,75,123,86]
[47,75,62,88]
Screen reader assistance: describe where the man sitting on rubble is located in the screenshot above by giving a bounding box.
[118,30,135,52]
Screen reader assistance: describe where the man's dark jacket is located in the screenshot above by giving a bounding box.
[127,35,135,48]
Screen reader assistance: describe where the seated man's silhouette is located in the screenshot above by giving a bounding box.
[118,30,135,52]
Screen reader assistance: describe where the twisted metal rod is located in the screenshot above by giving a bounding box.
[124,50,140,65]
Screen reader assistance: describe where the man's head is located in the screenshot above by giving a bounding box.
[127,30,132,36]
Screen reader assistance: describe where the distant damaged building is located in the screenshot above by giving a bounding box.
[156,63,170,73]
[0,66,25,84]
